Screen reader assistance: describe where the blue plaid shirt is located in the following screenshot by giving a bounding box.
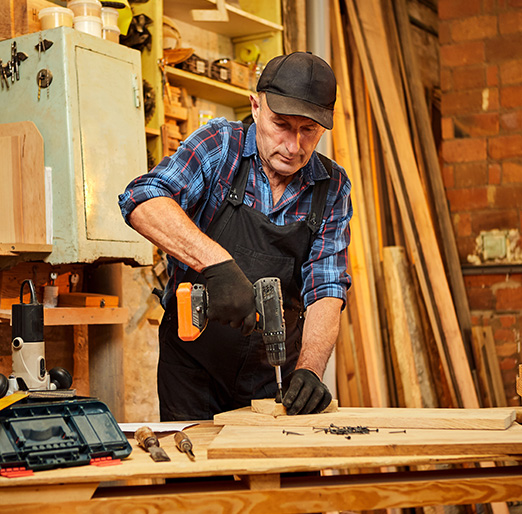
[119,118,352,309]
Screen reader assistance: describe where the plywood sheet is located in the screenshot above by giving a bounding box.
[214,406,516,430]
[207,423,522,460]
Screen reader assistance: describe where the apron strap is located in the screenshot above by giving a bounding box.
[306,152,332,234]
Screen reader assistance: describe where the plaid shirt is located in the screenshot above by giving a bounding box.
[119,118,352,309]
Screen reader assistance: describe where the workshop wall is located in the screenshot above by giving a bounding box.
[439,0,522,404]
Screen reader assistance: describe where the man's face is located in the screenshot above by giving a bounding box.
[251,94,326,178]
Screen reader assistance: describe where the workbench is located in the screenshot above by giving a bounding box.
[2,408,522,514]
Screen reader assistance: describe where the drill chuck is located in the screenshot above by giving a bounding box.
[264,340,286,366]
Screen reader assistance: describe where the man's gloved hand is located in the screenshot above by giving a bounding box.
[281,369,332,415]
[202,259,256,336]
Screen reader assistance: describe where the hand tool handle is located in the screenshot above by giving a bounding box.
[135,426,159,450]
[174,430,195,460]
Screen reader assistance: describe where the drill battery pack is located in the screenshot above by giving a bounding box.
[0,397,132,473]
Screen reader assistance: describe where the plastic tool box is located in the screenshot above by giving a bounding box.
[0,397,132,472]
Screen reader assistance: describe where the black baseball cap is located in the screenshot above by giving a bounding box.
[256,52,337,130]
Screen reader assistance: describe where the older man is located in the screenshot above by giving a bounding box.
[119,52,352,420]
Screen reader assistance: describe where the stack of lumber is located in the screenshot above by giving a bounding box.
[330,0,506,413]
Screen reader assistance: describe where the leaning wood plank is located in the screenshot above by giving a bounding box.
[207,423,522,460]
[331,2,388,407]
[383,246,437,408]
[252,399,338,417]
[214,407,515,430]
[345,0,478,408]
[392,0,474,361]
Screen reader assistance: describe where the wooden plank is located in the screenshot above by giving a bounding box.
[58,293,119,308]
[73,325,90,397]
[252,398,338,417]
[383,246,437,408]
[214,406,515,430]
[392,0,475,371]
[0,122,47,247]
[472,326,507,407]
[207,423,522,460]
[4,467,522,513]
[345,0,479,408]
[0,136,22,244]
[0,307,129,326]
[331,2,388,407]
[0,243,52,255]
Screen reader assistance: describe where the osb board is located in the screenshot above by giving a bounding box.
[214,406,516,430]
[207,423,522,460]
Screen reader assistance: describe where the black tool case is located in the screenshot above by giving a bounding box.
[0,397,132,472]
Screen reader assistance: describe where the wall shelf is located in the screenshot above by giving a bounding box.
[163,0,283,38]
[0,307,129,326]
[166,66,252,108]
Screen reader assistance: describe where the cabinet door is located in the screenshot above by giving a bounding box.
[76,46,146,243]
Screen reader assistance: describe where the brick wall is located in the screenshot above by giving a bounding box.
[439,0,522,405]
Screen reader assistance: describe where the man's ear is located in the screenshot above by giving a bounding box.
[250,94,260,122]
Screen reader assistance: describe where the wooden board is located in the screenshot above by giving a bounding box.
[252,399,338,417]
[58,293,119,308]
[0,122,47,247]
[214,406,516,430]
[207,423,522,460]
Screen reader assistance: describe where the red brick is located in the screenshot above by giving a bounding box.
[499,314,517,327]
[442,164,455,188]
[500,111,522,131]
[452,66,486,90]
[457,236,478,261]
[508,0,522,7]
[441,41,485,68]
[499,10,522,34]
[454,162,489,187]
[486,34,522,63]
[446,186,489,210]
[500,356,518,371]
[490,184,522,208]
[441,117,454,140]
[499,60,522,85]
[496,286,522,311]
[487,65,499,86]
[496,341,519,357]
[453,212,473,236]
[440,67,453,91]
[450,16,498,42]
[465,274,509,288]
[489,163,502,184]
[471,209,520,231]
[494,328,517,343]
[501,85,522,108]
[454,113,499,137]
[442,90,485,115]
[442,138,487,162]
[503,161,522,183]
[489,134,522,159]
[439,0,481,20]
[467,285,495,310]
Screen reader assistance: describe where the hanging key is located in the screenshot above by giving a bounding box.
[37,68,53,100]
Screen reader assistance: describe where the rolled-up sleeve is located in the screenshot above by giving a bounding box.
[301,163,352,309]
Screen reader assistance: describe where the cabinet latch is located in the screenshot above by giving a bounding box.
[132,73,140,108]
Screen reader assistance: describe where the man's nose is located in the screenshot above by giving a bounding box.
[285,129,301,153]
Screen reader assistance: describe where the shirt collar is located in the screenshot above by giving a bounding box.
[243,123,330,184]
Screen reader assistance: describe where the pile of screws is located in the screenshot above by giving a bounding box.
[314,423,379,435]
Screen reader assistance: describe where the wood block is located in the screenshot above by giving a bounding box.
[0,136,22,244]
[58,292,119,308]
[251,398,339,417]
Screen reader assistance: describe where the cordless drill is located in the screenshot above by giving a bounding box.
[176,277,286,399]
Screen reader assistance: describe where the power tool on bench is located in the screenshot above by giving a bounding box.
[0,279,72,399]
[176,277,286,399]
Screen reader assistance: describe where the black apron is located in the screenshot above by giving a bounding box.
[158,152,331,421]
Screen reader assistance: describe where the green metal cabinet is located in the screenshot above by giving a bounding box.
[0,27,152,266]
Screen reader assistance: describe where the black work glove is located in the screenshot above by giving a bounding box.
[202,259,256,336]
[281,369,332,415]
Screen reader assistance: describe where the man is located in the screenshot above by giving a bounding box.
[119,52,352,421]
